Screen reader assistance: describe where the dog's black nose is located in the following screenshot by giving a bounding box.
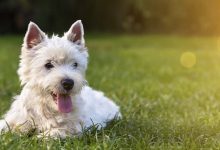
[61,79,74,91]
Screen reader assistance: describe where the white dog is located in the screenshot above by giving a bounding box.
[0,20,121,138]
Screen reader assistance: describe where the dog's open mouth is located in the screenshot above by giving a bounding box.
[51,92,73,113]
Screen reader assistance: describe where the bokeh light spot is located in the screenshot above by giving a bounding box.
[180,52,196,68]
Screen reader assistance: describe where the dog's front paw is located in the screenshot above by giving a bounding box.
[38,129,71,139]
[0,120,10,133]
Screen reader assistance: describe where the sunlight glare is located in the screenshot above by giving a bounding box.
[180,52,196,68]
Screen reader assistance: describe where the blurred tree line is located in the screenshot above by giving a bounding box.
[1,0,220,35]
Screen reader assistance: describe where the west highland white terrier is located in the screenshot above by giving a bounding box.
[0,20,121,138]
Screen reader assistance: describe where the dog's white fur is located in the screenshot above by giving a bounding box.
[0,20,121,138]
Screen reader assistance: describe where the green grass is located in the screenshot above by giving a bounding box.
[1,34,220,149]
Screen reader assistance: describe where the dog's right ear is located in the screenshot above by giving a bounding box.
[64,20,85,47]
[23,22,46,49]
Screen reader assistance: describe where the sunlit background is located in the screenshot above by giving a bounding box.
[2,0,220,149]
[1,0,220,35]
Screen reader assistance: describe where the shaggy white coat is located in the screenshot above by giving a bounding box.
[0,20,121,138]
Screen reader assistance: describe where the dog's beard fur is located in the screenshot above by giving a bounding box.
[18,21,88,114]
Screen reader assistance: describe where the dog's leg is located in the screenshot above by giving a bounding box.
[37,129,69,139]
[0,120,9,133]
[0,97,32,133]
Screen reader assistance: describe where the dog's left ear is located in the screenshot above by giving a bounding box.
[64,20,85,47]
[24,22,46,49]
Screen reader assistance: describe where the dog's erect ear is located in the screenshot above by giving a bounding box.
[65,20,85,46]
[24,22,46,49]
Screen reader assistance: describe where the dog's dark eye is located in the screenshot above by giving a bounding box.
[45,62,54,69]
[73,62,78,68]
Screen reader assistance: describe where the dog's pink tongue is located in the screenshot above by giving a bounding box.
[57,94,73,113]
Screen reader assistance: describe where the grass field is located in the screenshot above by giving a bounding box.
[1,34,220,149]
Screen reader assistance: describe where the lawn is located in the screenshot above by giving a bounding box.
[1,34,220,149]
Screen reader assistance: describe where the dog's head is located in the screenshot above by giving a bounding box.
[18,20,88,113]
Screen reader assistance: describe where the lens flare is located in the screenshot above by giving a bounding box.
[180,52,196,68]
